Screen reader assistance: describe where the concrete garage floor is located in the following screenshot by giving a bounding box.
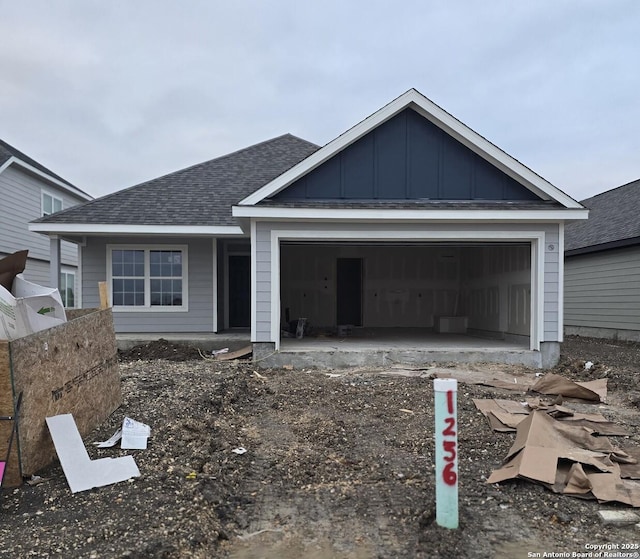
[116,328,541,368]
[271,327,538,369]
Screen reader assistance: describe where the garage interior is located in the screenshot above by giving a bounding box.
[279,242,532,356]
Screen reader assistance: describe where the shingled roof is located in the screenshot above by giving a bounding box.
[34,134,319,227]
[0,138,85,193]
[565,179,640,255]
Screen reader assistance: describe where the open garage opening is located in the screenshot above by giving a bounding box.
[279,241,532,350]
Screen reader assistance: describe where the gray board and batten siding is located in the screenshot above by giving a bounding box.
[273,108,541,202]
[253,221,561,344]
[565,245,640,341]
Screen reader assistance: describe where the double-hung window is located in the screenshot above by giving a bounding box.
[109,246,187,310]
[42,192,63,216]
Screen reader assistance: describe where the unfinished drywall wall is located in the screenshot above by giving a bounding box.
[280,244,460,329]
[460,245,531,338]
[1,308,121,481]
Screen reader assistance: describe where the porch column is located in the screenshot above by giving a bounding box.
[49,235,61,289]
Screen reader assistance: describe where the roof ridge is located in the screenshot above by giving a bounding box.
[580,177,640,203]
[128,133,320,187]
[0,138,84,192]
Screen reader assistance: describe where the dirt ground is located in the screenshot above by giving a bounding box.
[1,336,640,558]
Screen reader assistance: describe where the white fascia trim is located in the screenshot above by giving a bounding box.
[267,228,545,350]
[29,223,246,236]
[212,238,218,333]
[239,89,583,209]
[233,206,589,222]
[250,220,258,342]
[2,157,93,201]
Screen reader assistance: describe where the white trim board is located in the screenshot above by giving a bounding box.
[233,206,588,222]
[30,223,246,236]
[266,228,545,352]
[239,89,584,210]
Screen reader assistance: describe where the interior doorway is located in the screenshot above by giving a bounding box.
[337,257,363,326]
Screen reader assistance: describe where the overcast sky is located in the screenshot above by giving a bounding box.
[1,1,638,202]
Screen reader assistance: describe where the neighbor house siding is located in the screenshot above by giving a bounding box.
[82,236,216,332]
[254,220,560,343]
[565,246,640,336]
[1,165,80,284]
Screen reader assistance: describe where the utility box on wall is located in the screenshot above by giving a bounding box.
[0,308,121,487]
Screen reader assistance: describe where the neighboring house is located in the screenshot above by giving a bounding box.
[564,179,640,342]
[0,139,93,306]
[31,89,587,367]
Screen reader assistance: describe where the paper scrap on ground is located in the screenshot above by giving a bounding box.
[215,345,252,361]
[94,428,123,448]
[94,417,151,449]
[121,417,151,450]
[47,414,140,493]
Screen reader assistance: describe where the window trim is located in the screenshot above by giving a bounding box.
[42,190,63,216]
[107,244,189,312]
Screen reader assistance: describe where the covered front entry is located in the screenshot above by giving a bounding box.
[280,242,532,345]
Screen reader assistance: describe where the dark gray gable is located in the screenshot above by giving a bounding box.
[272,108,540,202]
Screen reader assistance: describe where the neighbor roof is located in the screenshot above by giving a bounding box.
[565,179,640,255]
[0,138,91,200]
[33,134,319,228]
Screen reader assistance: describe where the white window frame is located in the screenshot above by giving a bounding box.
[107,244,189,312]
[42,191,63,216]
[59,267,76,308]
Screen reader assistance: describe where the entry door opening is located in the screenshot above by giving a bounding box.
[229,254,250,328]
[337,258,362,327]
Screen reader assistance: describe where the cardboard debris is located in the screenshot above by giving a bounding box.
[473,399,529,432]
[486,410,640,506]
[0,250,28,292]
[46,414,140,493]
[474,398,629,436]
[619,447,640,480]
[530,373,607,403]
[430,367,537,392]
[214,345,252,361]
